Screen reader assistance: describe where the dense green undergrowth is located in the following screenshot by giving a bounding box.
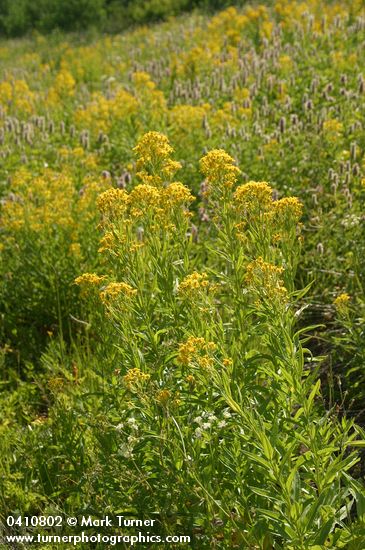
[0,0,236,37]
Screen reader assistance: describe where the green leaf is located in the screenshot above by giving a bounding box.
[307,379,321,410]
[242,451,271,470]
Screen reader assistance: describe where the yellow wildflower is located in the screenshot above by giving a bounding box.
[134,131,173,160]
[323,119,343,134]
[97,188,129,220]
[129,184,161,211]
[162,182,195,206]
[156,389,172,405]
[123,368,150,389]
[200,149,240,190]
[177,336,206,365]
[197,356,214,369]
[273,197,303,221]
[98,231,116,253]
[177,336,216,365]
[74,273,105,294]
[334,293,350,314]
[99,282,137,305]
[323,119,343,142]
[134,131,181,185]
[234,181,273,211]
[245,258,287,301]
[178,272,210,297]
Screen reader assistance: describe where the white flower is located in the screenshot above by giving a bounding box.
[122,449,133,459]
[195,428,203,439]
[218,420,227,429]
[127,418,138,430]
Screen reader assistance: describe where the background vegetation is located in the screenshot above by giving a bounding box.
[0,0,235,36]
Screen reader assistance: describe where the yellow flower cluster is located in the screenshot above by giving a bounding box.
[208,7,249,47]
[129,184,161,212]
[97,189,129,221]
[232,181,302,245]
[99,282,137,306]
[48,68,76,103]
[0,79,35,114]
[245,258,288,301]
[161,182,195,207]
[177,336,217,366]
[74,89,138,134]
[134,131,181,186]
[234,181,273,211]
[322,118,344,144]
[178,272,210,297]
[75,273,106,286]
[123,368,150,389]
[98,231,117,253]
[97,185,194,251]
[1,169,75,233]
[134,131,173,161]
[94,134,195,251]
[74,273,106,296]
[323,119,343,135]
[200,149,241,191]
[333,293,350,314]
[155,389,172,404]
[273,197,303,222]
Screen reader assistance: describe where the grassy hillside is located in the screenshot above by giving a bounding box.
[1,1,365,547]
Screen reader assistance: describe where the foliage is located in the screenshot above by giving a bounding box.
[1,0,365,547]
[0,0,235,37]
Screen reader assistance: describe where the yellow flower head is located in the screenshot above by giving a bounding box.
[156,389,172,405]
[178,272,210,297]
[245,258,287,301]
[323,119,343,135]
[97,188,129,220]
[233,181,273,211]
[197,356,214,369]
[74,273,106,295]
[273,197,303,221]
[134,131,173,160]
[333,293,350,314]
[129,184,161,211]
[123,368,150,389]
[200,149,240,190]
[177,336,216,365]
[134,131,181,184]
[99,282,137,305]
[162,182,195,206]
[98,231,116,254]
